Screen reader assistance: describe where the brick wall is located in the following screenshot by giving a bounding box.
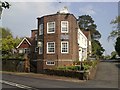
[37,13,79,72]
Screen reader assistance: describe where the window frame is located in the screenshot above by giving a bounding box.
[46,61,55,65]
[47,22,55,34]
[39,47,43,54]
[39,24,43,35]
[24,48,30,53]
[47,42,55,54]
[38,42,43,54]
[61,21,69,33]
[61,41,69,54]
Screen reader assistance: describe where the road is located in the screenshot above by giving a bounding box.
[2,83,17,88]
[1,60,119,89]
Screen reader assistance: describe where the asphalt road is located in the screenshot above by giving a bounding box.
[1,60,120,89]
[2,83,16,88]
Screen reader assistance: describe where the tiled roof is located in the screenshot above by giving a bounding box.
[82,31,90,39]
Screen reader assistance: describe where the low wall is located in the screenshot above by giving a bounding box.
[2,59,24,72]
[42,69,86,80]
[41,65,98,80]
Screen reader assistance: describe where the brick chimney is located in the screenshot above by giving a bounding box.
[31,29,38,39]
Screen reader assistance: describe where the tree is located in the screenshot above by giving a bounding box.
[78,15,101,40]
[115,37,120,56]
[0,28,21,55]
[0,27,12,38]
[108,16,120,57]
[91,40,105,58]
[110,51,117,59]
[78,15,104,58]
[108,16,120,40]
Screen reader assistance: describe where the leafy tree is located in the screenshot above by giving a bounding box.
[0,28,21,55]
[78,15,104,58]
[108,16,120,57]
[91,40,105,58]
[104,55,111,60]
[110,51,117,59]
[115,37,120,56]
[108,16,120,40]
[0,27,12,38]
[78,15,101,40]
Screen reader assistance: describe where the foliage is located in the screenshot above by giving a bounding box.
[0,27,12,38]
[78,15,101,40]
[91,40,105,59]
[1,27,22,56]
[110,51,117,59]
[78,15,104,58]
[104,55,111,60]
[57,60,98,71]
[56,66,80,71]
[108,16,120,40]
[115,37,120,56]
[108,16,120,56]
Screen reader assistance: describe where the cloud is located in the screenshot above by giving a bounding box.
[2,2,71,37]
[79,5,96,15]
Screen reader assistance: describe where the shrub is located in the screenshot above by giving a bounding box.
[56,66,80,71]
[83,64,90,70]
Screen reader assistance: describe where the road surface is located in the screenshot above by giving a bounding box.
[1,60,119,89]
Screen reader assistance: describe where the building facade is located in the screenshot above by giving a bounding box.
[78,29,87,61]
[83,31,92,57]
[16,29,38,56]
[16,37,32,54]
[36,9,88,72]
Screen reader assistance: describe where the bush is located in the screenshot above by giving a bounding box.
[83,64,90,70]
[56,60,98,71]
[43,69,83,79]
[56,66,80,71]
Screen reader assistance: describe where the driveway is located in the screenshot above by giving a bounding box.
[84,60,119,88]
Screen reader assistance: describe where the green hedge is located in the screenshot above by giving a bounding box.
[42,69,84,79]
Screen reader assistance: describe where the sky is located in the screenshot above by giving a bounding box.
[1,0,119,55]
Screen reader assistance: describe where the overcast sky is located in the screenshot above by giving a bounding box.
[1,1,119,55]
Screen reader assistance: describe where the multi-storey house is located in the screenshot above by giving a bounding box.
[36,7,88,72]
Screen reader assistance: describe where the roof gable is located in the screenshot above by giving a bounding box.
[16,37,31,48]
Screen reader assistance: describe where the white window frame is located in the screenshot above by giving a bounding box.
[61,41,69,53]
[46,61,55,65]
[24,48,30,53]
[47,22,55,34]
[39,24,43,35]
[61,21,69,33]
[47,42,55,54]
